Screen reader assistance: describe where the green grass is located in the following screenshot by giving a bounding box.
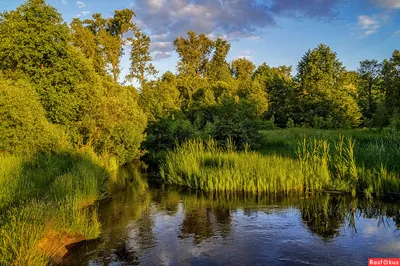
[0,149,109,265]
[259,128,400,174]
[160,138,400,197]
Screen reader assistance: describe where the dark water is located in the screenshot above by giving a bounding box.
[62,170,400,266]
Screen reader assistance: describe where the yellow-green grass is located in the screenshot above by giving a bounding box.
[259,128,400,174]
[160,138,400,197]
[0,150,109,265]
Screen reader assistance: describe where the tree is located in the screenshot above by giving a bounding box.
[127,29,158,87]
[295,44,361,128]
[382,50,400,115]
[78,79,147,164]
[174,31,214,77]
[83,9,136,83]
[0,0,97,125]
[231,58,255,86]
[357,60,382,122]
[70,18,104,74]
[140,72,181,121]
[0,73,63,155]
[253,63,295,126]
[207,38,231,82]
[0,0,69,81]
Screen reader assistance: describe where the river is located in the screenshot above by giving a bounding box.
[61,168,400,265]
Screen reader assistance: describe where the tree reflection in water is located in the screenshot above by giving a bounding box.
[61,167,400,265]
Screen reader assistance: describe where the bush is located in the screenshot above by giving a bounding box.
[0,74,65,155]
[78,80,147,165]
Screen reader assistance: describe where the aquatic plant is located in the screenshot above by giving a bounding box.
[161,138,400,197]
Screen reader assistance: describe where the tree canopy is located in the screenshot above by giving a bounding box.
[1,0,400,161]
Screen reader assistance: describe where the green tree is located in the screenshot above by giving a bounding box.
[140,72,181,121]
[253,63,295,126]
[126,29,158,87]
[0,73,64,155]
[0,0,69,81]
[70,18,105,74]
[83,9,136,83]
[382,50,400,115]
[80,80,147,164]
[295,44,361,128]
[207,38,231,82]
[0,0,98,125]
[174,31,214,77]
[230,58,255,85]
[357,60,382,122]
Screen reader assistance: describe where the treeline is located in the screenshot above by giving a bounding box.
[1,0,400,161]
[0,0,147,164]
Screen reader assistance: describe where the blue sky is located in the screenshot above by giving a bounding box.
[1,0,400,82]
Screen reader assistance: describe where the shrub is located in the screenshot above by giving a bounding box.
[0,74,65,155]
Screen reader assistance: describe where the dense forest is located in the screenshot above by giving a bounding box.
[1,0,400,162]
[1,0,400,265]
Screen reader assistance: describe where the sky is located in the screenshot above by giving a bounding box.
[1,0,400,82]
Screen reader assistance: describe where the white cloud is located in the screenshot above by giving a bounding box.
[76,10,91,18]
[76,1,86,8]
[132,0,344,60]
[234,50,254,60]
[370,0,400,9]
[152,51,172,61]
[358,15,381,35]
[357,14,390,36]
[61,0,68,4]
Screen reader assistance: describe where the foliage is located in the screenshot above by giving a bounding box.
[0,74,65,155]
[295,44,362,128]
[126,29,158,86]
[174,31,214,77]
[0,0,70,80]
[357,60,382,123]
[78,80,147,164]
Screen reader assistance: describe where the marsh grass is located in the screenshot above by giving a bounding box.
[0,149,108,265]
[161,138,400,197]
[259,128,400,174]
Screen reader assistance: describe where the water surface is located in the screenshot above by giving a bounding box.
[62,171,400,266]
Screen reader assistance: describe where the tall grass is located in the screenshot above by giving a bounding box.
[160,138,400,197]
[259,128,400,174]
[0,149,109,265]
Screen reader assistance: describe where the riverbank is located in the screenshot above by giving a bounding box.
[0,149,114,265]
[161,134,400,197]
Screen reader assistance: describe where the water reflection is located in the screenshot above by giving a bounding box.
[62,168,400,266]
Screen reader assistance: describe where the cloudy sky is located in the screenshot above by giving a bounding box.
[1,0,400,81]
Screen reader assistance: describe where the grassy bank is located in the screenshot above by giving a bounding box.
[160,138,400,197]
[0,150,111,265]
[259,128,400,174]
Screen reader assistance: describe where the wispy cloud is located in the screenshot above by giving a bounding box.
[61,0,67,4]
[370,0,400,9]
[391,29,400,36]
[76,10,91,18]
[233,50,254,61]
[76,1,86,9]
[153,51,172,61]
[358,15,381,36]
[356,13,390,36]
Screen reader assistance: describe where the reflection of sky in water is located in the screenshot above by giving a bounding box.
[62,190,400,266]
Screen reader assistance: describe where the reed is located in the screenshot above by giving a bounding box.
[160,138,400,197]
